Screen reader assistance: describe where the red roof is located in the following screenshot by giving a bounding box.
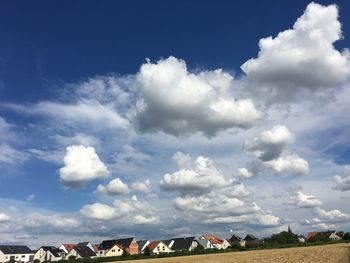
[307,232,318,239]
[147,241,160,251]
[201,235,224,244]
[62,244,77,252]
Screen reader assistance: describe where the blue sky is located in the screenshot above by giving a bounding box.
[1,0,350,248]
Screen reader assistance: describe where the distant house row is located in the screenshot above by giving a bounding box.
[0,230,344,263]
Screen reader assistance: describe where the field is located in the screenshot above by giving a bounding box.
[117,243,350,263]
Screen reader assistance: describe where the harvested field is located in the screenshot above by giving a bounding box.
[117,243,350,263]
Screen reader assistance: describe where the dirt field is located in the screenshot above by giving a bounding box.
[116,243,350,263]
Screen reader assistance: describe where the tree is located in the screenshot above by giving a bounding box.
[143,247,151,256]
[268,231,299,245]
[342,232,350,240]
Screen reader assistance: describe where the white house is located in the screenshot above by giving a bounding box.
[104,244,123,257]
[59,244,76,255]
[200,235,231,250]
[0,246,34,263]
[34,247,64,262]
[146,241,173,255]
[67,246,96,259]
[329,233,341,241]
[196,240,215,249]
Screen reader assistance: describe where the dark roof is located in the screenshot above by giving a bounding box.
[244,234,257,241]
[0,246,33,254]
[115,238,134,248]
[229,234,242,242]
[77,242,89,247]
[99,238,134,250]
[74,246,96,258]
[39,246,56,251]
[170,237,195,250]
[137,240,148,252]
[162,240,173,247]
[99,240,116,250]
[46,247,64,258]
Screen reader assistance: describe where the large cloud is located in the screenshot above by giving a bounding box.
[60,145,110,189]
[244,125,295,161]
[160,154,232,194]
[132,56,263,137]
[241,2,350,103]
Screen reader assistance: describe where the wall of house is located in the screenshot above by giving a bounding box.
[221,240,231,250]
[151,243,173,254]
[105,245,123,257]
[125,240,138,255]
[34,248,46,262]
[96,250,106,257]
[189,241,198,251]
[46,251,62,262]
[0,252,34,263]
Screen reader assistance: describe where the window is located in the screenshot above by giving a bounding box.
[22,255,25,258]
[111,249,115,252]
[162,246,165,251]
[118,249,120,252]
[157,247,160,251]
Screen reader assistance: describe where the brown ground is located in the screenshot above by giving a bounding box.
[114,243,350,263]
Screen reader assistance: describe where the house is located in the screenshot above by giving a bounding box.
[196,239,215,249]
[329,232,341,241]
[298,235,306,243]
[67,246,96,259]
[307,231,341,241]
[228,234,245,247]
[146,241,173,255]
[0,246,34,263]
[59,244,76,255]
[307,232,317,240]
[200,235,231,250]
[33,246,64,262]
[244,234,258,245]
[169,237,198,251]
[98,238,138,256]
[104,243,124,257]
[136,240,150,254]
[76,242,98,253]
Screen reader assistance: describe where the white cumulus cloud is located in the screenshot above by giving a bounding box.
[241,2,350,103]
[244,125,295,161]
[60,145,110,189]
[95,178,130,195]
[132,56,263,137]
[160,155,232,194]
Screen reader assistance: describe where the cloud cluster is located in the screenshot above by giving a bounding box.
[244,125,295,161]
[80,195,158,225]
[289,191,322,208]
[160,154,232,194]
[132,56,263,137]
[243,126,309,176]
[160,152,280,229]
[60,145,110,189]
[241,2,350,103]
[0,213,10,222]
[95,178,130,195]
[333,166,350,191]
